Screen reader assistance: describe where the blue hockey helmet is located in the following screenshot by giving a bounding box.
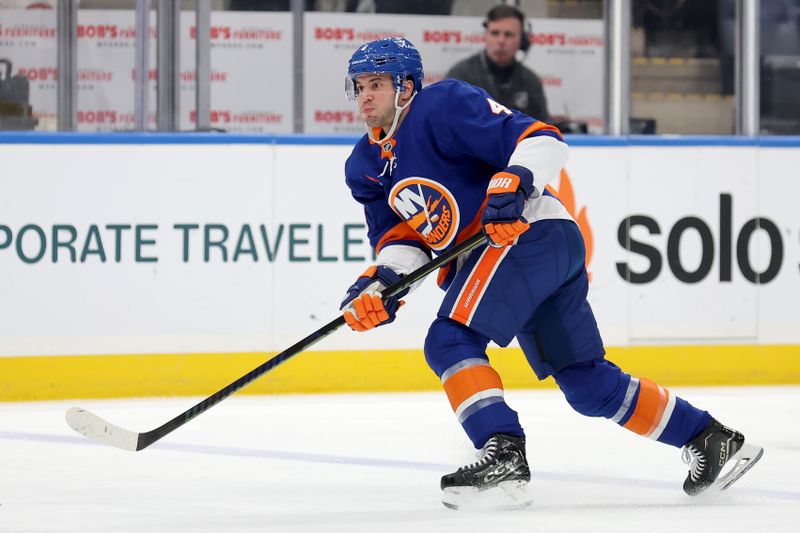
[346,37,424,101]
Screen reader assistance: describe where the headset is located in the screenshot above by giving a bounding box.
[483,4,532,53]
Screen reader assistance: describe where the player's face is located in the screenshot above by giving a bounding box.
[354,74,397,128]
[485,17,522,66]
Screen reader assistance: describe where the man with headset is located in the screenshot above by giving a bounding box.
[446,4,550,122]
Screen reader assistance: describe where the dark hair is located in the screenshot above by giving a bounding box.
[483,4,530,52]
[485,4,525,26]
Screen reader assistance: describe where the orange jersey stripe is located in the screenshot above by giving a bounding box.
[375,220,428,254]
[516,120,563,145]
[623,378,669,436]
[443,365,504,412]
[450,246,506,325]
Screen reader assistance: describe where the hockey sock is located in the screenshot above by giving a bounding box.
[555,359,711,448]
[440,357,524,448]
[425,317,524,448]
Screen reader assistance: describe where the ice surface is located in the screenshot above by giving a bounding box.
[1,387,798,532]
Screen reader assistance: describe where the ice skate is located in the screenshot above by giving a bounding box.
[682,418,764,496]
[441,433,532,510]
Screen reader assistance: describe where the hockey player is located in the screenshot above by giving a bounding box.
[339,37,763,509]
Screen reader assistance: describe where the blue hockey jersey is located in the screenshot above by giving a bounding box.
[344,79,568,289]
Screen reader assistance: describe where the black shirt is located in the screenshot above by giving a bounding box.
[445,52,551,123]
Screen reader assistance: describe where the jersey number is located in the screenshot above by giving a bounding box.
[487,98,512,116]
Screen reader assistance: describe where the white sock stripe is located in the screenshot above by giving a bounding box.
[457,396,505,424]
[440,358,490,384]
[611,376,640,424]
[454,388,505,420]
[647,390,677,441]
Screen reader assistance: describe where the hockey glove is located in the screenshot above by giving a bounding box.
[481,165,535,248]
[340,265,409,332]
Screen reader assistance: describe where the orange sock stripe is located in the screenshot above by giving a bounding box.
[623,377,669,436]
[450,246,506,325]
[646,386,671,436]
[443,365,504,412]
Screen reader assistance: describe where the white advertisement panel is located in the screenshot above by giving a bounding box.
[0,9,58,129]
[304,12,478,134]
[180,11,293,132]
[625,147,760,341]
[558,146,630,344]
[303,12,603,133]
[0,144,265,355]
[0,141,799,357]
[0,10,293,132]
[524,18,604,132]
[756,147,800,343]
[75,11,157,131]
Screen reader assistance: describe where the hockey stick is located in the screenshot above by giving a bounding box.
[66,231,487,452]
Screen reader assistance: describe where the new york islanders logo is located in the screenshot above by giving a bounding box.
[389,177,460,251]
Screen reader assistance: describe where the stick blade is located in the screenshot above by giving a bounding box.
[65,407,140,452]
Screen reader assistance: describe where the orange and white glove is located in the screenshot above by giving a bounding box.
[340,265,408,332]
[481,165,535,248]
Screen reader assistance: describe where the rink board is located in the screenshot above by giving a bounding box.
[1,345,799,401]
[1,134,799,400]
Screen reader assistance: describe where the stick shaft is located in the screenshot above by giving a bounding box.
[136,232,486,450]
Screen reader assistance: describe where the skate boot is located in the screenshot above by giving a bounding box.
[441,433,532,510]
[682,418,764,496]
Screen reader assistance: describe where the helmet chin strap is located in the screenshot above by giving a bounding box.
[365,88,416,143]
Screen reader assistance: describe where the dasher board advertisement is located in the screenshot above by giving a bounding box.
[0,140,798,357]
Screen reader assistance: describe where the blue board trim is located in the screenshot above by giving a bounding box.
[0,132,362,145]
[1,132,800,147]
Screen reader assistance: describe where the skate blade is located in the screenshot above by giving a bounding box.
[713,442,764,492]
[442,480,532,511]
